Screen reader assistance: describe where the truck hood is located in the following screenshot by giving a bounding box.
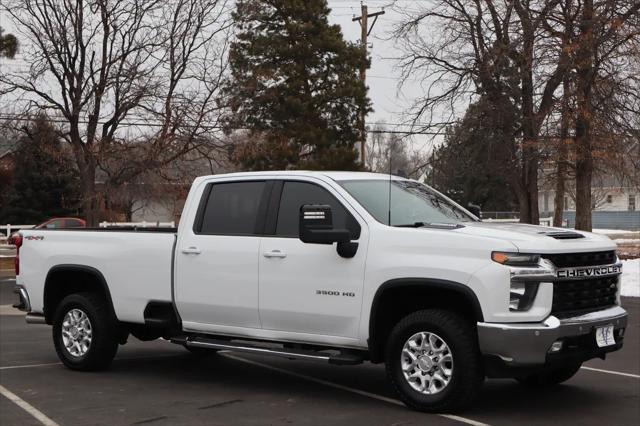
[452,222,616,254]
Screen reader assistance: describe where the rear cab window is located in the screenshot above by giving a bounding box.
[195,181,269,236]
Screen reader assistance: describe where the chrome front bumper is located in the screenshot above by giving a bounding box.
[477,305,628,365]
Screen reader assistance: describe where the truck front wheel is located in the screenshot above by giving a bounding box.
[52,292,119,371]
[385,309,484,412]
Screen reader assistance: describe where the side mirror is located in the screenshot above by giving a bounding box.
[299,204,350,244]
[299,205,359,258]
[467,203,482,219]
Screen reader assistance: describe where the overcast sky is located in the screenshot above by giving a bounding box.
[329,1,412,125]
[0,1,435,151]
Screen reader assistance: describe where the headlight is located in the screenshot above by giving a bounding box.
[492,252,540,266]
[492,252,545,311]
[509,282,540,311]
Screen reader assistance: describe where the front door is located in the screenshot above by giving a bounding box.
[175,180,270,331]
[259,179,368,338]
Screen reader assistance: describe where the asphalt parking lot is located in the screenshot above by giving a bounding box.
[1,275,638,426]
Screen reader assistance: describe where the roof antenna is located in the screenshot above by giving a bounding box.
[387,141,392,226]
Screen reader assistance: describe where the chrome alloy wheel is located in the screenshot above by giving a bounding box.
[401,331,453,395]
[61,309,92,357]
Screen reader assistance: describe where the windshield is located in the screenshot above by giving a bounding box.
[339,180,476,226]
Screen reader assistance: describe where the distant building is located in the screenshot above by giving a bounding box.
[538,179,638,215]
[0,147,17,210]
[0,136,18,173]
[0,150,15,173]
[537,143,639,229]
[94,152,233,223]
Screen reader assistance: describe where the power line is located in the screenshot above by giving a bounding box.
[0,114,442,135]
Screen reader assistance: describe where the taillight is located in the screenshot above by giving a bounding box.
[13,234,22,276]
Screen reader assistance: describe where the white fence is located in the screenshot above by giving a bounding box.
[1,225,35,238]
[480,217,557,227]
[98,221,176,228]
[1,222,176,238]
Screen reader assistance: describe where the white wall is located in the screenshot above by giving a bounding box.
[539,187,638,213]
[131,199,184,223]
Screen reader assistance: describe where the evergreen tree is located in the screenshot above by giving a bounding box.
[0,26,18,58]
[0,117,81,223]
[431,98,520,212]
[222,0,370,170]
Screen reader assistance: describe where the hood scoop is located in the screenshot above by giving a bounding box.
[538,231,585,240]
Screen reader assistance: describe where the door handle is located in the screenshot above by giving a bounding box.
[263,249,287,259]
[181,246,202,255]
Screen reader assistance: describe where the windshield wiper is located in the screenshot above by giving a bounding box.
[394,222,427,228]
[394,222,464,229]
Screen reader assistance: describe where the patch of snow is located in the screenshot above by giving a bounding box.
[614,239,640,244]
[621,259,639,297]
[592,229,640,235]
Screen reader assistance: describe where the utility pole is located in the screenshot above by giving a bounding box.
[353,2,384,165]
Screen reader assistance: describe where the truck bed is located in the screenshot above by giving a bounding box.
[18,229,176,324]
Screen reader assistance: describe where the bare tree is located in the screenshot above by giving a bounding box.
[366,125,427,179]
[551,77,574,226]
[572,0,640,230]
[392,0,570,224]
[0,0,231,225]
[542,0,640,230]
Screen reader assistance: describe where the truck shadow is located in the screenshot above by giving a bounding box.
[105,349,634,423]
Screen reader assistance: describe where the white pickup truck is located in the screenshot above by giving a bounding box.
[13,171,627,412]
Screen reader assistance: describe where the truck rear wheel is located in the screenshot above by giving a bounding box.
[52,292,119,371]
[385,309,484,412]
[516,362,582,386]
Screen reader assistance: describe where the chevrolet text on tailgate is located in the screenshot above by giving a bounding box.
[13,171,627,412]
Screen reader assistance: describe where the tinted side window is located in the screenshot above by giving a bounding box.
[275,181,360,238]
[200,181,266,235]
[65,219,83,228]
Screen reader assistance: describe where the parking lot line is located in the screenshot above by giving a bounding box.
[0,353,182,371]
[581,366,640,379]
[0,362,62,371]
[0,384,60,426]
[222,353,491,426]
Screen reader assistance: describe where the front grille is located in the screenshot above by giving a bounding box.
[543,250,616,268]
[552,276,618,318]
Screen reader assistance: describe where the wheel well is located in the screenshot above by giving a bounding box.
[368,279,484,363]
[43,266,115,325]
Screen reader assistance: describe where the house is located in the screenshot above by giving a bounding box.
[0,149,15,173]
[0,135,18,173]
[538,177,638,214]
[537,142,639,230]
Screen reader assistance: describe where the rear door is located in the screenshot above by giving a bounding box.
[258,179,368,338]
[175,180,272,331]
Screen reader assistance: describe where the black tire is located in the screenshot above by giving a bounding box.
[516,362,582,386]
[52,292,119,371]
[385,309,484,412]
